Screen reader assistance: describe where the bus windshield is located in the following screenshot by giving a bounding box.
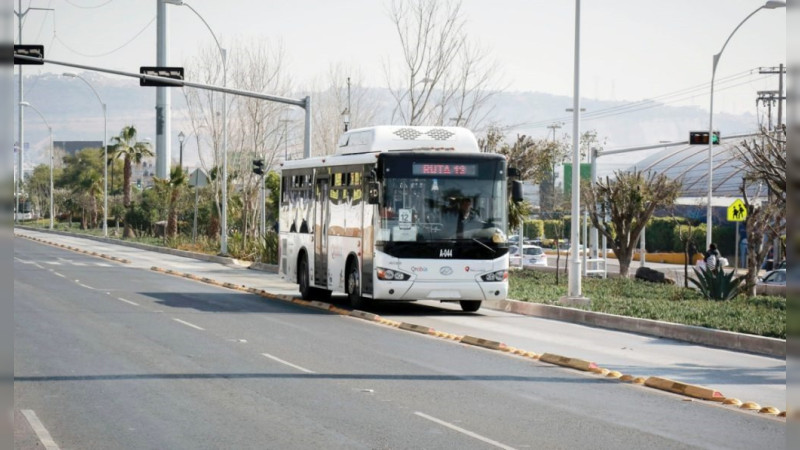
[378,155,508,243]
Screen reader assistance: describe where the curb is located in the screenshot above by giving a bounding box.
[483,298,785,358]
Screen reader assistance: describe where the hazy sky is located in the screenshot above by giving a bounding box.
[15,0,787,116]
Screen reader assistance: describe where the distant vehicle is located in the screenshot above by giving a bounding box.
[509,244,548,267]
[757,269,786,286]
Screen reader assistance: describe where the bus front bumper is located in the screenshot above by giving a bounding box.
[372,280,507,302]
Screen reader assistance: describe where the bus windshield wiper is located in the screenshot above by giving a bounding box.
[472,238,495,253]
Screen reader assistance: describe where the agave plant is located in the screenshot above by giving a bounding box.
[689,266,743,301]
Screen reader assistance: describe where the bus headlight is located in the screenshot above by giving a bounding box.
[481,270,508,282]
[377,267,411,281]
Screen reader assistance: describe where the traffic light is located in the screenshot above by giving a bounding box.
[252,159,265,175]
[689,131,721,145]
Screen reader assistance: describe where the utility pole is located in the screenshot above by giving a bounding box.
[547,122,562,142]
[758,65,786,129]
[758,64,786,264]
[155,0,172,179]
[14,0,53,223]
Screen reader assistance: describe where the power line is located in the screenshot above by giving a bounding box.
[53,14,156,58]
[64,0,116,9]
[516,69,766,130]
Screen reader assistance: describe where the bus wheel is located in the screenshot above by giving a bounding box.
[459,300,482,312]
[347,261,368,309]
[298,255,312,300]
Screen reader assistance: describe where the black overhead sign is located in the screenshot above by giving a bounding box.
[14,45,44,65]
[139,66,185,87]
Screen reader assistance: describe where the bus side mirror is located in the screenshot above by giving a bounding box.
[511,180,524,203]
[508,167,520,177]
[367,181,381,204]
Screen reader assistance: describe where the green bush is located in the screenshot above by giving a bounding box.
[646,217,686,253]
[523,219,544,239]
[543,220,564,239]
[509,270,785,338]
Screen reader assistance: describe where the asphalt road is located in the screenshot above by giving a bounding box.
[14,238,785,449]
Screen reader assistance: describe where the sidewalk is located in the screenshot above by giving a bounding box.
[14,227,787,413]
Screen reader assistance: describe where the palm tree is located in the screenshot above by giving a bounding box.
[153,166,187,239]
[111,125,153,208]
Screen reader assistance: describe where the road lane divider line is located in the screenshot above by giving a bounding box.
[261,352,316,374]
[75,280,96,290]
[117,297,140,306]
[21,409,61,450]
[173,318,205,331]
[413,411,517,450]
[15,234,130,264]
[52,271,65,278]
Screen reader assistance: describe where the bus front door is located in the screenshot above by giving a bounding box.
[314,177,329,287]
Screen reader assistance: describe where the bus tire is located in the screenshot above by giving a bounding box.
[346,259,369,309]
[459,300,482,312]
[298,254,313,300]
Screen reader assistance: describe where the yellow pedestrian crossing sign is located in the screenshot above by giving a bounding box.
[727,199,747,222]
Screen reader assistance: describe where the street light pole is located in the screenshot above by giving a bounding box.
[166,0,229,254]
[567,0,584,300]
[63,72,108,236]
[706,0,785,248]
[20,102,53,230]
[178,131,185,170]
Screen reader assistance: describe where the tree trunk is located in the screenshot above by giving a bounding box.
[167,189,179,238]
[617,248,632,278]
[123,157,132,208]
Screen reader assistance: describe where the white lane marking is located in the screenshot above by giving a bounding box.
[173,318,205,330]
[95,263,111,267]
[21,409,61,450]
[117,297,140,306]
[75,280,95,290]
[414,411,517,450]
[52,272,65,278]
[43,261,61,266]
[261,352,316,374]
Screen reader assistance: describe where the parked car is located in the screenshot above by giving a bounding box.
[509,244,548,267]
[757,269,786,286]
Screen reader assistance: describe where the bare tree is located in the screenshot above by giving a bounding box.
[583,170,682,278]
[741,181,784,296]
[735,127,787,296]
[734,125,786,207]
[384,0,500,129]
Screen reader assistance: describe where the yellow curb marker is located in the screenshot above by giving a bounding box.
[758,406,780,415]
[606,370,622,379]
[644,376,724,401]
[540,353,598,372]
[399,322,435,335]
[740,402,761,411]
[460,335,506,351]
[723,398,743,406]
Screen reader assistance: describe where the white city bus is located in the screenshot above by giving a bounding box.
[278,126,519,312]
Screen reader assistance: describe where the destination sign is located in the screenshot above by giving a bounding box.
[411,163,477,177]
